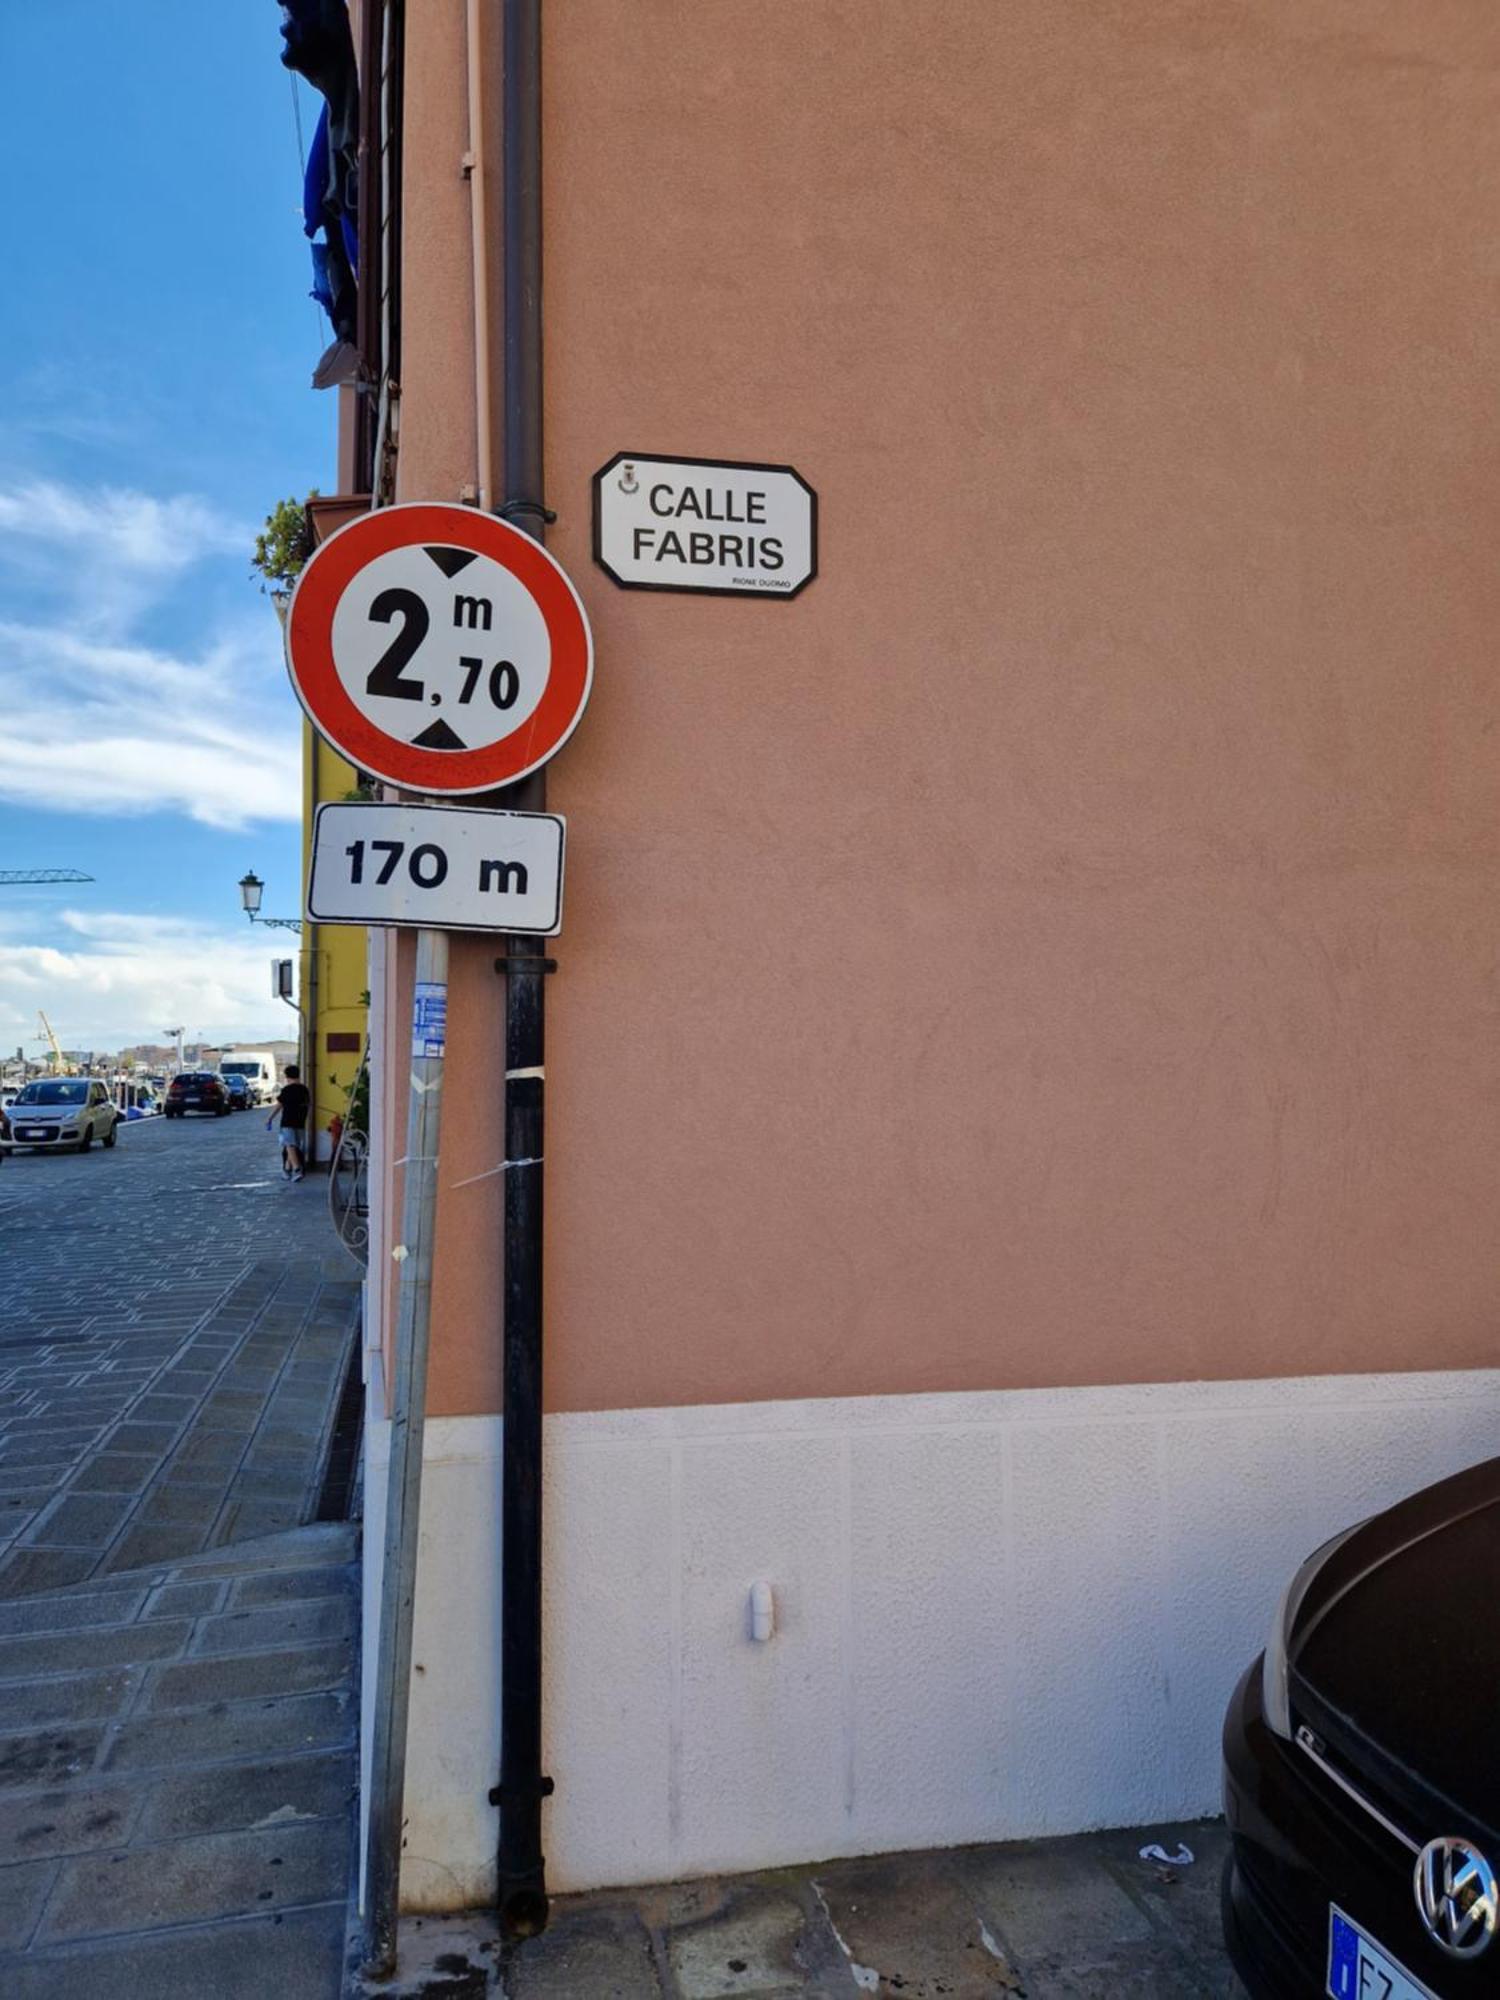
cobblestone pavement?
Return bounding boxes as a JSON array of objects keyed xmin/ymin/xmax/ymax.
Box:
[
  {"xmin": 0, "ymin": 1521, "xmax": 357, "ymax": 1997},
  {"xmin": 361, "ymin": 1820, "xmax": 1243, "ymax": 1998},
  {"xmin": 0, "ymin": 1113, "xmax": 360, "ymax": 1595}
]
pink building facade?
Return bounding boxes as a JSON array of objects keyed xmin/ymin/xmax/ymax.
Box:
[{"xmin": 332, "ymin": 0, "xmax": 1500, "ymax": 1908}]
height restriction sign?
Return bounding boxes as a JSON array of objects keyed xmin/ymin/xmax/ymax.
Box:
[{"xmin": 285, "ymin": 503, "xmax": 593, "ymax": 794}]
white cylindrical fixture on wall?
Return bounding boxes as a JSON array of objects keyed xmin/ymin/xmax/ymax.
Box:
[{"xmin": 749, "ymin": 1580, "xmax": 775, "ymax": 1644}]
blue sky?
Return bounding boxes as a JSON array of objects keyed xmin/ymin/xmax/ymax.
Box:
[{"xmin": 0, "ymin": 1, "xmax": 333, "ymax": 1052}]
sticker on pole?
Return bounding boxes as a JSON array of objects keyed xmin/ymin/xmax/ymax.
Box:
[
  {"xmin": 412, "ymin": 981, "xmax": 447, "ymax": 1060},
  {"xmin": 307, "ymin": 801, "xmax": 565, "ymax": 936},
  {"xmin": 285, "ymin": 502, "xmax": 594, "ymax": 794}
]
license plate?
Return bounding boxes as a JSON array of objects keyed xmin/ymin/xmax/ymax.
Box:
[
  {"xmin": 19, "ymin": 1128, "xmax": 46, "ymax": 1140},
  {"xmin": 1328, "ymin": 1907, "xmax": 1436, "ymax": 2000}
]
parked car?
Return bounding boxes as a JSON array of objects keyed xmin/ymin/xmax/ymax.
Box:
[
  {"xmin": 1223, "ymin": 1455, "xmax": 1500, "ymax": 1998},
  {"xmin": 164, "ymin": 1072, "xmax": 231, "ymax": 1119},
  {"xmin": 222, "ymin": 1073, "xmax": 251, "ymax": 1111},
  {"xmin": 0, "ymin": 1077, "xmax": 120, "ymax": 1153}
]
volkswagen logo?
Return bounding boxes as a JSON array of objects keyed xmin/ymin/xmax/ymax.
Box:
[{"xmin": 1414, "ymin": 1837, "xmax": 1499, "ymax": 1959}]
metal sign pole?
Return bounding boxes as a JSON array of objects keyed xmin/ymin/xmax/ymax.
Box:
[
  {"xmin": 283, "ymin": 382, "xmax": 590, "ymax": 1985},
  {"xmin": 361, "ymin": 922, "xmax": 448, "ymax": 1978}
]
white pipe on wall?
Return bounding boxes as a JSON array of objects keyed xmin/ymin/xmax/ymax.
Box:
[{"xmin": 465, "ymin": 0, "xmax": 494, "ymax": 511}]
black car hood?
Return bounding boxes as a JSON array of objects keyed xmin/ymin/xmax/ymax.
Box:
[{"xmin": 1290, "ymin": 1454, "xmax": 1500, "ymax": 1845}]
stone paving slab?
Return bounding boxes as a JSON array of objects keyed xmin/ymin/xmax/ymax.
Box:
[
  {"xmin": 0, "ymin": 1781, "xmax": 141, "ymax": 1862},
  {"xmin": 102, "ymin": 1686, "xmax": 355, "ymax": 1773},
  {"xmin": 8, "ymin": 1904, "xmax": 349, "ymax": 2000},
  {"xmin": 0, "ymin": 1114, "xmax": 360, "ymax": 1594},
  {"xmin": 362, "ymin": 1821, "xmax": 1244, "ymax": 2000},
  {"xmin": 812, "ymin": 1848, "xmax": 1022, "ymax": 1996},
  {"xmin": 0, "ymin": 1523, "xmax": 358, "ymax": 1997},
  {"xmin": 136, "ymin": 1748, "xmax": 352, "ymax": 1841}
]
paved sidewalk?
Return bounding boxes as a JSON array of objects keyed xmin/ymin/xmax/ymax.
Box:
[
  {"xmin": 0, "ymin": 1522, "xmax": 357, "ymax": 1997},
  {"xmin": 364, "ymin": 1821, "xmax": 1241, "ymax": 1998},
  {"xmin": 0, "ymin": 1114, "xmax": 359, "ymax": 1594}
]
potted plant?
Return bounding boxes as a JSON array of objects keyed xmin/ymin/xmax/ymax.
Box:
[{"xmin": 251, "ymin": 492, "xmax": 318, "ymax": 625}]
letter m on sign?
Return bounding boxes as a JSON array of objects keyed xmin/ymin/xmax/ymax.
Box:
[{"xmin": 453, "ymin": 594, "xmax": 493, "ymax": 630}]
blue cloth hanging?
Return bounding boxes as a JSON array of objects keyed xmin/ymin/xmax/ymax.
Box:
[{"xmin": 282, "ymin": 3, "xmax": 359, "ymax": 343}]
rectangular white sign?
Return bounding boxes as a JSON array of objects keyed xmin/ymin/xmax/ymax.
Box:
[
  {"xmin": 593, "ymin": 451, "xmax": 816, "ymax": 598},
  {"xmin": 307, "ymin": 802, "xmax": 564, "ymax": 935}
]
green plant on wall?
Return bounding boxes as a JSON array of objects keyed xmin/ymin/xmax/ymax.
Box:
[
  {"xmin": 251, "ymin": 492, "xmax": 318, "ymax": 596},
  {"xmin": 345, "ymin": 1051, "xmax": 370, "ymax": 1138}
]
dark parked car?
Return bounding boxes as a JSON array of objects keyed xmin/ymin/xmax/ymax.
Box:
[
  {"xmin": 164, "ymin": 1072, "xmax": 231, "ymax": 1119},
  {"xmin": 1224, "ymin": 1456, "xmax": 1500, "ymax": 1999},
  {"xmin": 222, "ymin": 1073, "xmax": 251, "ymax": 1111}
]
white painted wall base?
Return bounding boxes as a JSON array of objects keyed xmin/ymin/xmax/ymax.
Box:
[
  {"xmin": 361, "ymin": 1370, "xmax": 1500, "ymax": 1908},
  {"xmin": 361, "ymin": 1417, "xmax": 501, "ymax": 1914}
]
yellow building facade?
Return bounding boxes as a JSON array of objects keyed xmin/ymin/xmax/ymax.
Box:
[{"xmin": 299, "ymin": 717, "xmax": 368, "ymax": 1165}]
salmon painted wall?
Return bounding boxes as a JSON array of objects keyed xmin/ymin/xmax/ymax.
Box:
[{"xmin": 391, "ymin": 0, "xmax": 1500, "ymax": 1420}]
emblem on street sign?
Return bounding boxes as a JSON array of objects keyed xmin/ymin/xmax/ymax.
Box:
[
  {"xmin": 307, "ymin": 801, "xmax": 565, "ymax": 936},
  {"xmin": 285, "ymin": 503, "xmax": 593, "ymax": 794},
  {"xmin": 592, "ymin": 451, "xmax": 816, "ymax": 598}
]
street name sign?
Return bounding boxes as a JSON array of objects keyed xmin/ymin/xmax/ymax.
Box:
[
  {"xmin": 307, "ymin": 801, "xmax": 565, "ymax": 936},
  {"xmin": 285, "ymin": 502, "xmax": 593, "ymax": 793},
  {"xmin": 592, "ymin": 451, "xmax": 816, "ymax": 598}
]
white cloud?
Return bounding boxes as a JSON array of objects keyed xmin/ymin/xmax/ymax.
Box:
[
  {"xmin": 0, "ymin": 479, "xmax": 245, "ymax": 576},
  {"xmin": 0, "ymin": 469, "xmax": 302, "ymax": 829},
  {"xmin": 0, "ymin": 479, "xmax": 252, "ymax": 640},
  {"xmin": 0, "ymin": 618, "xmax": 301, "ymax": 828},
  {"xmin": 0, "ymin": 909, "xmax": 296, "ymax": 1053}
]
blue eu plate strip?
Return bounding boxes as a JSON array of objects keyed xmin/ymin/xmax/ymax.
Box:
[{"xmin": 1328, "ymin": 1910, "xmax": 1358, "ymax": 1999}]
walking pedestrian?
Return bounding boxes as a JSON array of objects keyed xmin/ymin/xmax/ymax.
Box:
[{"xmin": 268, "ymin": 1064, "xmax": 311, "ymax": 1181}]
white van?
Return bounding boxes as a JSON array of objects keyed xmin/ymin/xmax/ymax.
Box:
[{"xmin": 218, "ymin": 1051, "xmax": 279, "ymax": 1107}]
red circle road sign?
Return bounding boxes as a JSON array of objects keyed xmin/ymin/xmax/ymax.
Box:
[{"xmin": 285, "ymin": 503, "xmax": 594, "ymax": 793}]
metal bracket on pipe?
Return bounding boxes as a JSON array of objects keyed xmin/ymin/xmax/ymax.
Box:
[
  {"xmin": 494, "ymin": 955, "xmax": 557, "ymax": 976},
  {"xmin": 498, "ymin": 497, "xmax": 557, "ymax": 526},
  {"xmin": 489, "ymin": 1774, "xmax": 556, "ymax": 1807}
]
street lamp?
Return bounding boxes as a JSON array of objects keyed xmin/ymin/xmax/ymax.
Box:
[{"xmin": 238, "ymin": 870, "xmax": 303, "ymax": 934}]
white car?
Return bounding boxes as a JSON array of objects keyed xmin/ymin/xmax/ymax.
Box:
[{"xmin": 1, "ymin": 1078, "xmax": 120, "ymax": 1153}]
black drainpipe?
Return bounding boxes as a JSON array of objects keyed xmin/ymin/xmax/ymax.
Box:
[{"xmin": 492, "ymin": 0, "xmax": 554, "ymax": 1944}]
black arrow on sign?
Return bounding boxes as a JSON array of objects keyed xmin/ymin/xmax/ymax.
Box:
[
  {"xmin": 425, "ymin": 546, "xmax": 479, "ymax": 578},
  {"xmin": 411, "ymin": 718, "xmax": 468, "ymax": 750}
]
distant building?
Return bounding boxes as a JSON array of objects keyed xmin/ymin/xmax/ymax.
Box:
[{"xmin": 119, "ymin": 1044, "xmax": 178, "ymax": 1072}]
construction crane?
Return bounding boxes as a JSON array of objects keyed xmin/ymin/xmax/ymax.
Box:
[
  {"xmin": 37, "ymin": 1013, "xmax": 71, "ymax": 1076},
  {"xmin": 0, "ymin": 870, "xmax": 94, "ymax": 886}
]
